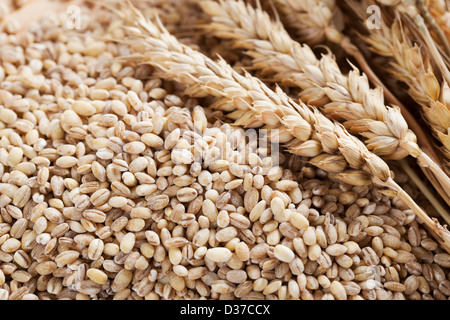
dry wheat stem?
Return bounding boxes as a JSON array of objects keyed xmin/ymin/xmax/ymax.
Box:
[
  {"xmin": 198, "ymin": 0, "xmax": 450, "ymax": 218},
  {"xmin": 111, "ymin": 1, "xmax": 450, "ymax": 252}
]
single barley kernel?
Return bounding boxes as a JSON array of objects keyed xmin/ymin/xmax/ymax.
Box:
[
  {"xmin": 326, "ymin": 244, "xmax": 348, "ymax": 256},
  {"xmin": 177, "ymin": 188, "xmax": 198, "ymax": 202},
  {"xmin": 303, "ymin": 227, "xmax": 317, "ymax": 246},
  {"xmin": 111, "ymin": 100, "xmax": 128, "ymax": 116},
  {"xmin": 120, "ymin": 233, "xmax": 136, "ymax": 254},
  {"xmin": 1, "ymin": 238, "xmax": 21, "ymax": 253},
  {"xmin": 141, "ymin": 133, "xmax": 163, "ymax": 148},
  {"xmin": 149, "ymin": 88, "xmax": 167, "ymax": 100},
  {"xmin": 169, "ymin": 248, "xmax": 183, "ymax": 265},
  {"xmin": 330, "ymin": 281, "xmax": 347, "ymax": 300},
  {"xmin": 88, "ymin": 239, "xmax": 104, "ymax": 260},
  {"xmin": 0, "ymin": 289, "xmax": 9, "ymax": 300},
  {"xmin": 55, "ymin": 250, "xmax": 80, "ymax": 267},
  {"xmin": 253, "ymin": 278, "xmax": 269, "ymax": 292},
  {"xmin": 123, "ymin": 141, "xmax": 146, "ymax": 154},
  {"xmin": 289, "ymin": 212, "xmax": 309, "ymax": 231},
  {"xmin": 87, "ymin": 268, "xmax": 108, "ymax": 285},
  {"xmin": 0, "ymin": 108, "xmax": 17, "ymax": 124},
  {"xmin": 270, "ymin": 197, "xmax": 285, "ymax": 216},
  {"xmin": 109, "ymin": 196, "xmax": 128, "ymax": 208},
  {"xmin": 173, "ymin": 265, "xmax": 189, "ymax": 277},
  {"xmin": 226, "ymin": 270, "xmax": 247, "ymax": 284},
  {"xmin": 263, "ymin": 280, "xmax": 282, "ymax": 295},
  {"xmin": 72, "ymin": 100, "xmax": 96, "ymax": 116},
  {"xmin": 274, "ymin": 244, "xmax": 295, "ymax": 263},
  {"xmin": 7, "ymin": 147, "xmax": 23, "ymax": 167},
  {"xmin": 35, "ymin": 261, "xmax": 57, "ymax": 276},
  {"xmin": 434, "ymin": 253, "xmax": 450, "ymax": 268},
  {"xmin": 205, "ymin": 248, "xmax": 233, "ymax": 263}
]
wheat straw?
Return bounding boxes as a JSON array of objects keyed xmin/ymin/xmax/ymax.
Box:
[
  {"xmin": 111, "ymin": 1, "xmax": 450, "ymax": 252},
  {"xmin": 198, "ymin": 0, "xmax": 450, "ymax": 211}
]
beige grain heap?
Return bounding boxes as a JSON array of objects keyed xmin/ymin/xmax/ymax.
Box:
[{"xmin": 0, "ymin": 0, "xmax": 449, "ymax": 301}]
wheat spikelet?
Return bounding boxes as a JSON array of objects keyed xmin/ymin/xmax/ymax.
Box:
[
  {"xmin": 418, "ymin": 0, "xmax": 450, "ymax": 55},
  {"xmin": 271, "ymin": 0, "xmax": 343, "ymax": 46},
  {"xmin": 273, "ymin": 0, "xmax": 421, "ymax": 107},
  {"xmin": 109, "ymin": 1, "xmax": 450, "ymax": 251},
  {"xmin": 198, "ymin": 0, "xmax": 450, "ymax": 210}
]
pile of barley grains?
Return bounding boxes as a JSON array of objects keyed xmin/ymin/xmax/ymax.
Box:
[{"xmin": 0, "ymin": 3, "xmax": 449, "ymax": 301}]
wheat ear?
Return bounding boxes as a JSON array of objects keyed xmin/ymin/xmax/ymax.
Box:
[
  {"xmin": 197, "ymin": 0, "xmax": 450, "ymax": 213},
  {"xmin": 376, "ymin": 0, "xmax": 450, "ymax": 56},
  {"xmin": 271, "ymin": 0, "xmax": 426, "ymax": 130},
  {"xmin": 374, "ymin": 0, "xmax": 450, "ymax": 84},
  {"xmin": 111, "ymin": 1, "xmax": 450, "ymax": 252},
  {"xmin": 365, "ymin": 19, "xmax": 450, "ymax": 162}
]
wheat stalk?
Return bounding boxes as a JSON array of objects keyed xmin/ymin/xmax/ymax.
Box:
[
  {"xmin": 273, "ymin": 0, "xmax": 395, "ymax": 99},
  {"xmin": 267, "ymin": 0, "xmax": 446, "ymax": 162},
  {"xmin": 109, "ymin": 1, "xmax": 450, "ymax": 251},
  {"xmin": 198, "ymin": 0, "xmax": 450, "ymax": 216}
]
